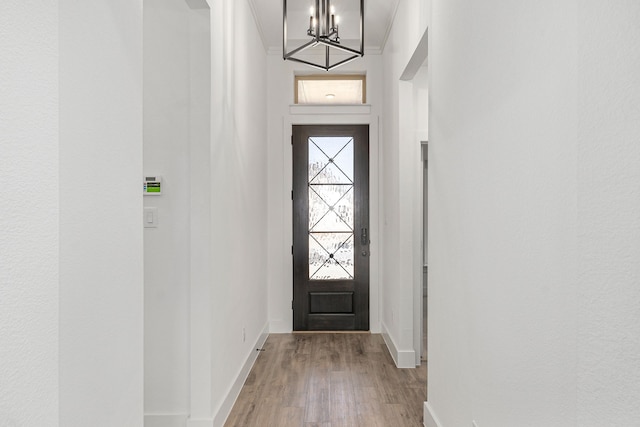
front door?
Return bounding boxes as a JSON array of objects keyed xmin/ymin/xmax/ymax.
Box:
[{"xmin": 292, "ymin": 125, "xmax": 370, "ymax": 331}]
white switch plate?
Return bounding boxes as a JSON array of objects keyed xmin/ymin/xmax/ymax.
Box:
[{"xmin": 144, "ymin": 207, "xmax": 158, "ymax": 228}]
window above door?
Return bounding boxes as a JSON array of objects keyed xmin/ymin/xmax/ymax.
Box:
[{"xmin": 294, "ymin": 74, "xmax": 366, "ymax": 105}]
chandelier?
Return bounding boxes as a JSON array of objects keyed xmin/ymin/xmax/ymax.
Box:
[{"xmin": 283, "ymin": 0, "xmax": 364, "ymax": 71}]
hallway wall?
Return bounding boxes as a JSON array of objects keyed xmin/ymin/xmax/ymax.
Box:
[
  {"xmin": 1, "ymin": 1, "xmax": 144, "ymax": 426},
  {"xmin": 1, "ymin": 2, "xmax": 59, "ymax": 425},
  {"xmin": 575, "ymin": 2, "xmax": 640, "ymax": 422},
  {"xmin": 59, "ymin": 2, "xmax": 144, "ymax": 426},
  {"xmin": 380, "ymin": 0, "xmax": 431, "ymax": 367},
  {"xmin": 143, "ymin": 0, "xmax": 269, "ymax": 426},
  {"xmin": 206, "ymin": 0, "xmax": 269, "ymax": 423},
  {"xmin": 4, "ymin": 2, "xmax": 145, "ymax": 426},
  {"xmin": 143, "ymin": 0, "xmax": 192, "ymax": 421},
  {"xmin": 426, "ymin": 1, "xmax": 640, "ymax": 426}
]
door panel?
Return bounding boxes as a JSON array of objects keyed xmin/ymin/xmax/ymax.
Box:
[{"xmin": 293, "ymin": 125, "xmax": 369, "ymax": 331}]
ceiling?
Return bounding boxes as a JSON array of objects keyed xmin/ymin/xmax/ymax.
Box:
[{"xmin": 248, "ymin": 0, "xmax": 400, "ymax": 53}]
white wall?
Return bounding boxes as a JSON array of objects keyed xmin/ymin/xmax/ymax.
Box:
[
  {"xmin": 209, "ymin": 0, "xmax": 269, "ymax": 408},
  {"xmin": 143, "ymin": 1, "xmax": 269, "ymax": 426},
  {"xmin": 59, "ymin": 1, "xmax": 144, "ymax": 426},
  {"xmin": 265, "ymin": 53, "xmax": 384, "ymax": 334},
  {"xmin": 143, "ymin": 0, "xmax": 192, "ymax": 423},
  {"xmin": 208, "ymin": 0, "xmax": 269, "ymax": 423},
  {"xmin": 426, "ymin": 0, "xmax": 640, "ymax": 426},
  {"xmin": 380, "ymin": 0, "xmax": 430, "ymax": 367},
  {"xmin": 576, "ymin": 1, "xmax": 640, "ymax": 423},
  {"xmin": 192, "ymin": 1, "xmax": 270, "ymax": 425},
  {"xmin": 2, "ymin": 2, "xmax": 144, "ymax": 426},
  {"xmin": 0, "ymin": 2, "xmax": 59, "ymax": 425},
  {"xmin": 3, "ymin": 2, "xmax": 144, "ymax": 425},
  {"xmin": 188, "ymin": 3, "xmax": 214, "ymax": 425}
]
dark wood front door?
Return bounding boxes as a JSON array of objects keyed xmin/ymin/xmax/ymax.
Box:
[{"xmin": 293, "ymin": 125, "xmax": 370, "ymax": 331}]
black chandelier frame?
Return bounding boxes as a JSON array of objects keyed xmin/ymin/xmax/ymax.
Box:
[{"xmin": 283, "ymin": 0, "xmax": 364, "ymax": 71}]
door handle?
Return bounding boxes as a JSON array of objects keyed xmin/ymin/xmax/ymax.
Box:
[{"xmin": 361, "ymin": 228, "xmax": 369, "ymax": 245}]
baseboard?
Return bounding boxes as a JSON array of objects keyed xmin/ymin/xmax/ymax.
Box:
[
  {"xmin": 381, "ymin": 322, "xmax": 416, "ymax": 368},
  {"xmin": 424, "ymin": 401, "xmax": 443, "ymax": 427},
  {"xmin": 212, "ymin": 322, "xmax": 270, "ymax": 427},
  {"xmin": 144, "ymin": 414, "xmax": 188, "ymax": 427}
]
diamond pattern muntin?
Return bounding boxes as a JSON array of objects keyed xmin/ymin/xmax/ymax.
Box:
[
  {"xmin": 308, "ymin": 136, "xmax": 355, "ymax": 280},
  {"xmin": 330, "ymin": 140, "xmax": 353, "ymax": 182},
  {"xmin": 309, "ymin": 137, "xmax": 354, "ymax": 184},
  {"xmin": 309, "ymin": 186, "xmax": 353, "ymax": 232},
  {"xmin": 309, "ymin": 233, "xmax": 354, "ymax": 280},
  {"xmin": 311, "ymin": 210, "xmax": 351, "ymax": 233}
]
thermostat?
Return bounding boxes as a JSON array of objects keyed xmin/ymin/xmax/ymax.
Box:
[{"xmin": 143, "ymin": 176, "xmax": 162, "ymax": 196}]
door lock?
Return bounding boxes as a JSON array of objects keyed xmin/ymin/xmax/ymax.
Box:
[{"xmin": 361, "ymin": 228, "xmax": 369, "ymax": 245}]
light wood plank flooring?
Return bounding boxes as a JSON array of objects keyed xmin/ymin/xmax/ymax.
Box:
[{"xmin": 225, "ymin": 333, "xmax": 427, "ymax": 427}]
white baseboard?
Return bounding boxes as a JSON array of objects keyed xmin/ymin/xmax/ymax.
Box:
[
  {"xmin": 381, "ymin": 322, "xmax": 416, "ymax": 368},
  {"xmin": 144, "ymin": 414, "xmax": 188, "ymax": 427},
  {"xmin": 424, "ymin": 401, "xmax": 443, "ymax": 427},
  {"xmin": 212, "ymin": 322, "xmax": 270, "ymax": 427}
]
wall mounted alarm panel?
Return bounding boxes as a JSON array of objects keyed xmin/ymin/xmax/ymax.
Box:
[{"xmin": 143, "ymin": 176, "xmax": 162, "ymax": 195}]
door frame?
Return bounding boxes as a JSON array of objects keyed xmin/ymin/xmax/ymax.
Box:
[
  {"xmin": 280, "ymin": 107, "xmax": 380, "ymax": 333},
  {"xmin": 292, "ymin": 124, "xmax": 370, "ymax": 331}
]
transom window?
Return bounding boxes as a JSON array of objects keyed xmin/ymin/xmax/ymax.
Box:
[{"xmin": 295, "ymin": 74, "xmax": 366, "ymax": 105}]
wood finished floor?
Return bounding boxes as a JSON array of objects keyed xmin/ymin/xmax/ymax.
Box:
[{"xmin": 225, "ymin": 333, "xmax": 427, "ymax": 427}]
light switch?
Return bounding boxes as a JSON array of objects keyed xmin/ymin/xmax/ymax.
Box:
[{"xmin": 144, "ymin": 207, "xmax": 158, "ymax": 228}]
